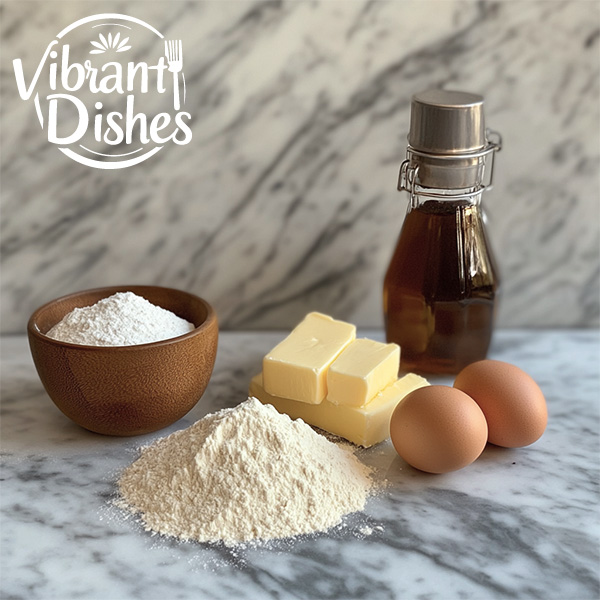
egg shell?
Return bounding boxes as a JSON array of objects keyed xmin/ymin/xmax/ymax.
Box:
[
  {"xmin": 454, "ymin": 360, "xmax": 547, "ymax": 448},
  {"xmin": 390, "ymin": 385, "xmax": 488, "ymax": 474}
]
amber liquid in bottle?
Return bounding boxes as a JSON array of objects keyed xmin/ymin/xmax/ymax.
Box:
[{"xmin": 384, "ymin": 197, "xmax": 499, "ymax": 374}]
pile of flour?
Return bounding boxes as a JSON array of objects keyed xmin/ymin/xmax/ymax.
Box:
[
  {"xmin": 46, "ymin": 291, "xmax": 194, "ymax": 346},
  {"xmin": 117, "ymin": 398, "xmax": 374, "ymax": 546}
]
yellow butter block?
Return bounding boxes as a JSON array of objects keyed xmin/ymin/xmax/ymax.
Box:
[
  {"xmin": 262, "ymin": 312, "xmax": 356, "ymax": 404},
  {"xmin": 327, "ymin": 338, "xmax": 400, "ymax": 407},
  {"xmin": 249, "ymin": 372, "xmax": 429, "ymax": 447}
]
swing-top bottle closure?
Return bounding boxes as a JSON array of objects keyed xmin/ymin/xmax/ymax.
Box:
[{"xmin": 398, "ymin": 89, "xmax": 502, "ymax": 201}]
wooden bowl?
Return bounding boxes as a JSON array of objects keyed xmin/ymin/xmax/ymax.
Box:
[{"xmin": 27, "ymin": 285, "xmax": 218, "ymax": 436}]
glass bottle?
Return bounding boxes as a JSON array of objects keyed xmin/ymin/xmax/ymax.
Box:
[{"xmin": 383, "ymin": 90, "xmax": 502, "ymax": 375}]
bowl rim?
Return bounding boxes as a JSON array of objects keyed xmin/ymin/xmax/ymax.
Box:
[{"xmin": 27, "ymin": 285, "xmax": 217, "ymax": 351}]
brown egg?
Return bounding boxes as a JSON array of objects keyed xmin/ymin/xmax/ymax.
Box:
[
  {"xmin": 390, "ymin": 385, "xmax": 488, "ymax": 474},
  {"xmin": 454, "ymin": 360, "xmax": 547, "ymax": 448}
]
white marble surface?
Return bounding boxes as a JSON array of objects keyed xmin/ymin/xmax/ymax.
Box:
[
  {"xmin": 1, "ymin": 330, "xmax": 599, "ymax": 600},
  {"xmin": 1, "ymin": 1, "xmax": 599, "ymax": 332}
]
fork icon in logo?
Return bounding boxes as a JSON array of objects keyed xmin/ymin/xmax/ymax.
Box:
[{"xmin": 165, "ymin": 40, "xmax": 183, "ymax": 110}]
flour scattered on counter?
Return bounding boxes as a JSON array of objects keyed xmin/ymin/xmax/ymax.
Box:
[
  {"xmin": 116, "ymin": 398, "xmax": 374, "ymax": 546},
  {"xmin": 357, "ymin": 524, "xmax": 384, "ymax": 537},
  {"xmin": 46, "ymin": 291, "xmax": 194, "ymax": 346}
]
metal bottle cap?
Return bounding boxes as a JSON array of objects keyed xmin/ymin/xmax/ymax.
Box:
[
  {"xmin": 408, "ymin": 89, "xmax": 485, "ymax": 155},
  {"xmin": 399, "ymin": 89, "xmax": 501, "ymax": 192}
]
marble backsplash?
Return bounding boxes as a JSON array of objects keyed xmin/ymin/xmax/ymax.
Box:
[{"xmin": 1, "ymin": 0, "xmax": 598, "ymax": 332}]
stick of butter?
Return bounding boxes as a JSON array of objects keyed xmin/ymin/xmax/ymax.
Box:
[
  {"xmin": 327, "ymin": 338, "xmax": 400, "ymax": 407},
  {"xmin": 250, "ymin": 372, "xmax": 429, "ymax": 447},
  {"xmin": 262, "ymin": 312, "xmax": 356, "ymax": 404}
]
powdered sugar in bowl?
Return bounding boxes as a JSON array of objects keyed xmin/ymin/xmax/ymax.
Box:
[{"xmin": 27, "ymin": 286, "xmax": 218, "ymax": 436}]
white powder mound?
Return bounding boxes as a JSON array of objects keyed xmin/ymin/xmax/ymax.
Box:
[
  {"xmin": 117, "ymin": 398, "xmax": 374, "ymax": 546},
  {"xmin": 46, "ymin": 291, "xmax": 195, "ymax": 346}
]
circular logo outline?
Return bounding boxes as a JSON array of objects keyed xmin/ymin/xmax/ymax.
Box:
[{"xmin": 40, "ymin": 14, "xmax": 181, "ymax": 170}]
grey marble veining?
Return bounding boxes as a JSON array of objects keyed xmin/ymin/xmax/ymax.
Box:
[
  {"xmin": 1, "ymin": 330, "xmax": 599, "ymax": 600},
  {"xmin": 1, "ymin": 1, "xmax": 599, "ymax": 333}
]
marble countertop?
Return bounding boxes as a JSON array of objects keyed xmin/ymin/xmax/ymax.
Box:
[{"xmin": 1, "ymin": 330, "xmax": 599, "ymax": 600}]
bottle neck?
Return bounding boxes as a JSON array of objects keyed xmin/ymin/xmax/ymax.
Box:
[{"xmin": 407, "ymin": 184, "xmax": 484, "ymax": 210}]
